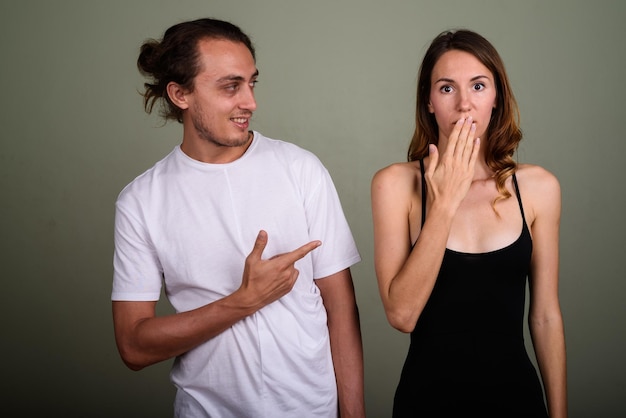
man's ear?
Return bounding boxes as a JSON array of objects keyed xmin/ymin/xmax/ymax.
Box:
[{"xmin": 167, "ymin": 82, "xmax": 190, "ymax": 110}]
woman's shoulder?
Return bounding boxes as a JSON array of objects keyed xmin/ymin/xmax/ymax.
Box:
[
  {"xmin": 515, "ymin": 163, "xmax": 560, "ymax": 193},
  {"xmin": 372, "ymin": 161, "xmax": 422, "ymax": 202},
  {"xmin": 373, "ymin": 161, "xmax": 421, "ymax": 184},
  {"xmin": 515, "ymin": 164, "xmax": 561, "ymax": 219}
]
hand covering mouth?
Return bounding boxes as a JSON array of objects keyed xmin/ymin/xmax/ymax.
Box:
[{"xmin": 451, "ymin": 119, "xmax": 477, "ymax": 125}]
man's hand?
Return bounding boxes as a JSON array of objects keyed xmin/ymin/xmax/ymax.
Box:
[{"xmin": 237, "ymin": 230, "xmax": 321, "ymax": 310}]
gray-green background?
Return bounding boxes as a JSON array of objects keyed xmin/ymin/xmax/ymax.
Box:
[{"xmin": 2, "ymin": 1, "xmax": 624, "ymax": 416}]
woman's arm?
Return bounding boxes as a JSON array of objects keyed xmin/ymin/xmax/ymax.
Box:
[
  {"xmin": 372, "ymin": 163, "xmax": 451, "ymax": 332},
  {"xmin": 371, "ymin": 119, "xmax": 480, "ymax": 332},
  {"xmin": 524, "ymin": 166, "xmax": 568, "ymax": 417}
]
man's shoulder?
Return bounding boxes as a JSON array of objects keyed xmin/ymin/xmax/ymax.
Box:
[
  {"xmin": 254, "ymin": 131, "xmax": 324, "ymax": 168},
  {"xmin": 116, "ymin": 148, "xmax": 178, "ymax": 203}
]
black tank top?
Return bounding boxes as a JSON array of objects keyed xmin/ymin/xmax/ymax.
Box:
[
  {"xmin": 391, "ymin": 161, "xmax": 547, "ymax": 417},
  {"xmin": 416, "ymin": 159, "xmax": 532, "ymax": 337}
]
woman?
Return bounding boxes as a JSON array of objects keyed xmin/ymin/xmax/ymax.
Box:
[{"xmin": 371, "ymin": 29, "xmax": 567, "ymax": 417}]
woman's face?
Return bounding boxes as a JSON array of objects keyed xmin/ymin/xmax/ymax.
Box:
[{"xmin": 428, "ymin": 49, "xmax": 497, "ymax": 143}]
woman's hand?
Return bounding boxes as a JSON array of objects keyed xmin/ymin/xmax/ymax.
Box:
[{"xmin": 425, "ymin": 117, "xmax": 480, "ymax": 214}]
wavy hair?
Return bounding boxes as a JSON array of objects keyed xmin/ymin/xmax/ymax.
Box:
[
  {"xmin": 408, "ymin": 29, "xmax": 522, "ymax": 209},
  {"xmin": 136, "ymin": 18, "xmax": 256, "ymax": 123}
]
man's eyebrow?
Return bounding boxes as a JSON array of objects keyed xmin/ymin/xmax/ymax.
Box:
[{"xmin": 216, "ymin": 70, "xmax": 259, "ymax": 84}]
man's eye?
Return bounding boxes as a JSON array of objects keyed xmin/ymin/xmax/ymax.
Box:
[{"xmin": 249, "ymin": 80, "xmax": 258, "ymax": 88}]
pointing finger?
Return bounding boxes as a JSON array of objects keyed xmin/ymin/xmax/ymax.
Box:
[{"xmin": 282, "ymin": 240, "xmax": 322, "ymax": 265}]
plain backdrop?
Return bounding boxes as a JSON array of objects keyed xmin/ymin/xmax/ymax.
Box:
[{"xmin": 2, "ymin": 1, "xmax": 625, "ymax": 417}]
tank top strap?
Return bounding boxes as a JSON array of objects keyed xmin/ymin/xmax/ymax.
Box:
[
  {"xmin": 511, "ymin": 172, "xmax": 527, "ymax": 224},
  {"xmin": 419, "ymin": 159, "xmax": 426, "ymax": 227}
]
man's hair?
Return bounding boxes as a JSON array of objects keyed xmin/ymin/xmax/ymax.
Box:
[
  {"xmin": 408, "ymin": 29, "xmax": 522, "ymax": 209},
  {"xmin": 137, "ymin": 18, "xmax": 255, "ymax": 123}
]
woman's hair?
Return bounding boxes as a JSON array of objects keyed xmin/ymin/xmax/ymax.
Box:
[
  {"xmin": 137, "ymin": 18, "xmax": 256, "ymax": 123},
  {"xmin": 408, "ymin": 29, "xmax": 522, "ymax": 208}
]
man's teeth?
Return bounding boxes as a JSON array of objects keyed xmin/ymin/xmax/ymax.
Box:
[{"xmin": 232, "ymin": 118, "xmax": 247, "ymax": 123}]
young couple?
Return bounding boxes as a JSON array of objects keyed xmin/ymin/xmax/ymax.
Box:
[{"xmin": 112, "ymin": 18, "xmax": 566, "ymax": 418}]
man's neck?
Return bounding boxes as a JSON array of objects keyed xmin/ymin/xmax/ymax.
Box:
[{"xmin": 180, "ymin": 131, "xmax": 254, "ymax": 164}]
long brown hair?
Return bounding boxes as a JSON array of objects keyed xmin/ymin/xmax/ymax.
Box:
[{"xmin": 408, "ymin": 29, "xmax": 522, "ymax": 208}]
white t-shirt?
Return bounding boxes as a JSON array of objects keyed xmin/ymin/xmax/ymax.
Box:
[{"xmin": 112, "ymin": 131, "xmax": 360, "ymax": 418}]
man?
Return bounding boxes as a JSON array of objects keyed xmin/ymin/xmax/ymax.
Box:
[{"xmin": 112, "ymin": 18, "xmax": 365, "ymax": 418}]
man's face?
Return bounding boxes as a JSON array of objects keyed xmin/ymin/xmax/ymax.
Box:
[{"xmin": 184, "ymin": 38, "xmax": 258, "ymax": 149}]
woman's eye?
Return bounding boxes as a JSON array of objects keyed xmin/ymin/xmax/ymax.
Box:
[
  {"xmin": 473, "ymin": 83, "xmax": 485, "ymax": 91},
  {"xmin": 441, "ymin": 85, "xmax": 453, "ymax": 93}
]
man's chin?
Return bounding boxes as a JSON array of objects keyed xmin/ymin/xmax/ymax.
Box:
[{"xmin": 212, "ymin": 133, "xmax": 251, "ymax": 148}]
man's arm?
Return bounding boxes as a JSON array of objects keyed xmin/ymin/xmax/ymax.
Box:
[
  {"xmin": 113, "ymin": 294, "xmax": 256, "ymax": 371},
  {"xmin": 113, "ymin": 230, "xmax": 320, "ymax": 371},
  {"xmin": 316, "ymin": 268, "xmax": 365, "ymax": 418}
]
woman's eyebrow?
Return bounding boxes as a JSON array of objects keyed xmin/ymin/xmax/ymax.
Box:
[{"xmin": 434, "ymin": 74, "xmax": 490, "ymax": 84}]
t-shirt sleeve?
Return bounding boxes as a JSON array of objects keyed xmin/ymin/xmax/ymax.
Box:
[
  {"xmin": 299, "ymin": 156, "xmax": 361, "ymax": 279},
  {"xmin": 111, "ymin": 191, "xmax": 163, "ymax": 301}
]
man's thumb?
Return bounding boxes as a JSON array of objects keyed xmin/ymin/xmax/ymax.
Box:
[{"xmin": 249, "ymin": 230, "xmax": 268, "ymax": 260}]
